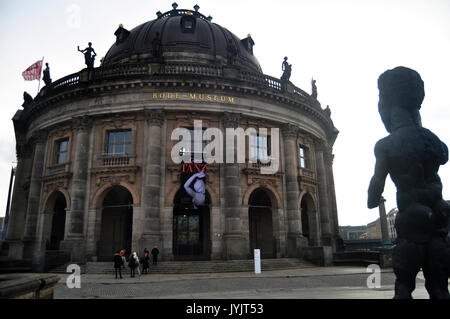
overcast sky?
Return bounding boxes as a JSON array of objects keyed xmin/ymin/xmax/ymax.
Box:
[{"xmin": 0, "ymin": 0, "xmax": 449, "ymax": 227}]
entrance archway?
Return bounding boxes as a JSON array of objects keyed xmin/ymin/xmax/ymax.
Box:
[
  {"xmin": 47, "ymin": 192, "xmax": 67, "ymax": 251},
  {"xmin": 248, "ymin": 188, "xmax": 274, "ymax": 258},
  {"xmin": 98, "ymin": 186, "xmax": 133, "ymax": 261},
  {"xmin": 300, "ymin": 193, "xmax": 317, "ymax": 246},
  {"xmin": 173, "ymin": 187, "xmax": 211, "ymax": 260}
]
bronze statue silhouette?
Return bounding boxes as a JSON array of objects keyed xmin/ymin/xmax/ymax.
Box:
[
  {"xmin": 78, "ymin": 42, "xmax": 97, "ymax": 69},
  {"xmin": 311, "ymin": 78, "xmax": 318, "ymax": 99},
  {"xmin": 43, "ymin": 63, "xmax": 52, "ymax": 86},
  {"xmin": 22, "ymin": 92, "xmax": 33, "ymax": 109},
  {"xmin": 368, "ymin": 66, "xmax": 450, "ymax": 299},
  {"xmin": 281, "ymin": 57, "xmax": 292, "ymax": 82}
]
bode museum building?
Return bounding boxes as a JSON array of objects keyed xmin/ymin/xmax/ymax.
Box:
[{"xmin": 3, "ymin": 5, "xmax": 340, "ymax": 271}]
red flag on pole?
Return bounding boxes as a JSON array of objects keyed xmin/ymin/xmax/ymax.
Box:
[{"xmin": 22, "ymin": 60, "xmax": 43, "ymax": 81}]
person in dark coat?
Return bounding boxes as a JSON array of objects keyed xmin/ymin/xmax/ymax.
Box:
[
  {"xmin": 113, "ymin": 251, "xmax": 123, "ymax": 279},
  {"xmin": 151, "ymin": 245, "xmax": 160, "ymax": 265},
  {"xmin": 142, "ymin": 248, "xmax": 150, "ymax": 274},
  {"xmin": 129, "ymin": 252, "xmax": 140, "ymax": 278}
]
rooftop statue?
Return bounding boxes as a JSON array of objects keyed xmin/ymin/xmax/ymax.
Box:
[
  {"xmin": 311, "ymin": 79, "xmax": 318, "ymax": 99},
  {"xmin": 22, "ymin": 92, "xmax": 33, "ymax": 108},
  {"xmin": 368, "ymin": 66, "xmax": 450, "ymax": 299},
  {"xmin": 43, "ymin": 63, "xmax": 52, "ymax": 86},
  {"xmin": 281, "ymin": 57, "xmax": 292, "ymax": 82},
  {"xmin": 78, "ymin": 42, "xmax": 97, "ymax": 69}
]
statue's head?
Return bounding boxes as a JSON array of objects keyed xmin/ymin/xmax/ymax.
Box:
[
  {"xmin": 377, "ymin": 66, "xmax": 424, "ymax": 132},
  {"xmin": 88, "ymin": 42, "xmax": 92, "ymax": 46}
]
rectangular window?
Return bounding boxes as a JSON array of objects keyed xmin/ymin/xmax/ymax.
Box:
[
  {"xmin": 106, "ymin": 130, "xmax": 132, "ymax": 155},
  {"xmin": 179, "ymin": 128, "xmax": 206, "ymax": 162},
  {"xmin": 250, "ymin": 133, "xmax": 270, "ymax": 162},
  {"xmin": 55, "ymin": 139, "xmax": 69, "ymax": 164},
  {"xmin": 299, "ymin": 145, "xmax": 308, "ymax": 168}
]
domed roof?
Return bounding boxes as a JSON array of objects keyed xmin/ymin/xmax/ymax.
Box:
[{"xmin": 103, "ymin": 7, "xmax": 262, "ymax": 73}]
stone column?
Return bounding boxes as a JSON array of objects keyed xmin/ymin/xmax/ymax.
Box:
[
  {"xmin": 32, "ymin": 210, "xmax": 53, "ymax": 272},
  {"xmin": 379, "ymin": 197, "xmax": 390, "ymax": 243},
  {"xmin": 140, "ymin": 110, "xmax": 165, "ymax": 250},
  {"xmin": 61, "ymin": 116, "xmax": 93, "ymax": 262},
  {"xmin": 324, "ymin": 147, "xmax": 341, "ymax": 249},
  {"xmin": 4, "ymin": 139, "xmax": 34, "ymax": 259},
  {"xmin": 281, "ymin": 124, "xmax": 307, "ymax": 257},
  {"xmin": 22, "ymin": 130, "xmax": 48, "ymax": 260},
  {"xmin": 314, "ymin": 139, "xmax": 333, "ymax": 246},
  {"xmin": 221, "ymin": 112, "xmax": 247, "ymax": 259}
]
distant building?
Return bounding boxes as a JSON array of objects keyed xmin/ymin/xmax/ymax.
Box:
[
  {"xmin": 387, "ymin": 208, "xmax": 397, "ymax": 240},
  {"xmin": 1, "ymin": 5, "xmax": 340, "ymax": 271},
  {"xmin": 339, "ymin": 225, "xmax": 367, "ymax": 240},
  {"xmin": 367, "ymin": 208, "xmax": 397, "ymax": 240}
]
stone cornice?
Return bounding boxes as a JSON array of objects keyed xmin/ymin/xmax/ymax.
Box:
[{"xmin": 19, "ymin": 73, "xmax": 336, "ymax": 138}]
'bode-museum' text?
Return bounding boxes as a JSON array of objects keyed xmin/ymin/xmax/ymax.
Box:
[{"xmin": 152, "ymin": 92, "xmax": 236, "ymax": 104}]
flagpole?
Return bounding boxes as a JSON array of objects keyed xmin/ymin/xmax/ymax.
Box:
[{"xmin": 37, "ymin": 56, "xmax": 44, "ymax": 94}]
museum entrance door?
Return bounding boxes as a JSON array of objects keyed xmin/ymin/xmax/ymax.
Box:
[
  {"xmin": 48, "ymin": 192, "xmax": 67, "ymax": 251},
  {"xmin": 98, "ymin": 186, "xmax": 133, "ymax": 261},
  {"xmin": 173, "ymin": 188, "xmax": 210, "ymax": 260},
  {"xmin": 249, "ymin": 188, "xmax": 274, "ymax": 258}
]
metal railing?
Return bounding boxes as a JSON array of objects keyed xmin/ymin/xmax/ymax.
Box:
[{"xmin": 42, "ymin": 62, "xmax": 315, "ymax": 106}]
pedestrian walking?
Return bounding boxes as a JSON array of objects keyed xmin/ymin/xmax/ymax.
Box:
[
  {"xmin": 151, "ymin": 245, "xmax": 160, "ymax": 265},
  {"xmin": 113, "ymin": 251, "xmax": 123, "ymax": 279},
  {"xmin": 142, "ymin": 248, "xmax": 150, "ymax": 274}
]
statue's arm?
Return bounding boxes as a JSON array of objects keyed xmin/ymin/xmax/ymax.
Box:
[
  {"xmin": 184, "ymin": 174, "xmax": 198, "ymax": 198},
  {"xmin": 368, "ymin": 140, "xmax": 389, "ymax": 209}
]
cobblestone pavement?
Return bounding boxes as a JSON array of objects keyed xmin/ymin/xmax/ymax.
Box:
[{"xmin": 52, "ymin": 266, "xmax": 432, "ymax": 299}]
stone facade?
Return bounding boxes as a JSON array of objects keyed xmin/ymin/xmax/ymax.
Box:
[{"xmin": 2, "ymin": 7, "xmax": 340, "ymax": 271}]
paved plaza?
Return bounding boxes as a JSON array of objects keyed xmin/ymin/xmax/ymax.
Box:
[{"xmin": 52, "ymin": 266, "xmax": 431, "ymax": 299}]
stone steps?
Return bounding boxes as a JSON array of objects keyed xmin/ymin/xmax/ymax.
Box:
[
  {"xmin": 0, "ymin": 259, "xmax": 32, "ymax": 273},
  {"xmin": 82, "ymin": 258, "xmax": 315, "ymax": 275}
]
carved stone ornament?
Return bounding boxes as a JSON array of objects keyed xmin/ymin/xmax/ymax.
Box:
[
  {"xmin": 16, "ymin": 142, "xmax": 33, "ymax": 160},
  {"xmin": 73, "ymin": 115, "xmax": 94, "ymax": 132},
  {"xmin": 30, "ymin": 129, "xmax": 49, "ymax": 145},
  {"xmin": 145, "ymin": 109, "xmax": 165, "ymax": 126},
  {"xmin": 221, "ymin": 112, "xmax": 241, "ymax": 129},
  {"xmin": 312, "ymin": 138, "xmax": 326, "ymax": 152},
  {"xmin": 281, "ymin": 123, "xmax": 298, "ymax": 139}
]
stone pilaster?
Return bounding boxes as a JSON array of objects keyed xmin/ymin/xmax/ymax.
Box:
[
  {"xmin": 314, "ymin": 139, "xmax": 333, "ymax": 246},
  {"xmin": 4, "ymin": 140, "xmax": 34, "ymax": 259},
  {"xmin": 22, "ymin": 130, "xmax": 48, "ymax": 260},
  {"xmin": 324, "ymin": 147, "xmax": 341, "ymax": 248},
  {"xmin": 281, "ymin": 124, "xmax": 307, "ymax": 257},
  {"xmin": 61, "ymin": 116, "xmax": 93, "ymax": 262},
  {"xmin": 139, "ymin": 110, "xmax": 165, "ymax": 250},
  {"xmin": 221, "ymin": 112, "xmax": 247, "ymax": 259}
]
